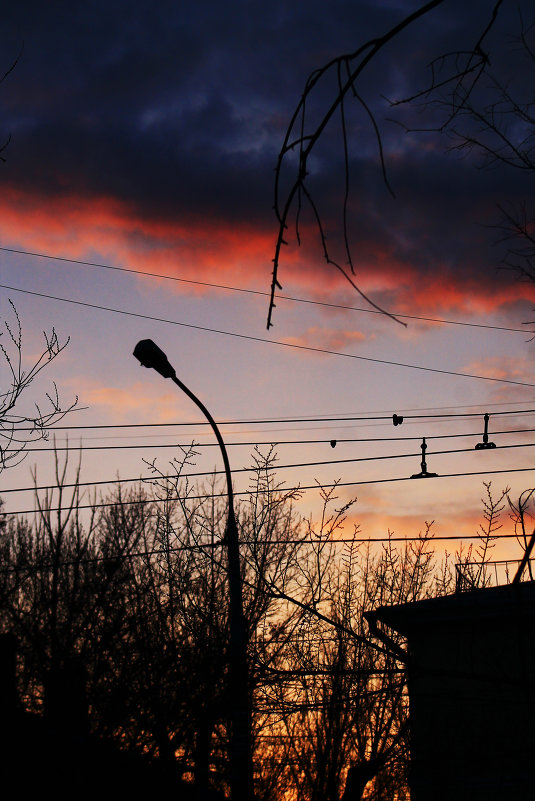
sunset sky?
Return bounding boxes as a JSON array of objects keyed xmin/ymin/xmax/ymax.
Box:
[{"xmin": 1, "ymin": 0, "xmax": 534, "ymax": 567}]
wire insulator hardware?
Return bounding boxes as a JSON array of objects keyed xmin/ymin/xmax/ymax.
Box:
[
  {"xmin": 411, "ymin": 437, "xmax": 438, "ymax": 479},
  {"xmin": 475, "ymin": 413, "xmax": 496, "ymax": 450}
]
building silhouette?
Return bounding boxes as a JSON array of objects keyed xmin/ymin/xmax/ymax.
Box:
[{"xmin": 367, "ymin": 580, "xmax": 535, "ymax": 800}]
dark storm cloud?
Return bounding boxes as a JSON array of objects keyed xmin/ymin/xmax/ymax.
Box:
[
  {"xmin": 3, "ymin": 0, "xmax": 384, "ymax": 221},
  {"xmin": 0, "ymin": 2, "xmax": 493, "ymax": 198},
  {"xmin": 0, "ymin": 0, "xmax": 532, "ymax": 298},
  {"xmin": 289, "ymin": 135, "xmax": 535, "ymax": 308}
]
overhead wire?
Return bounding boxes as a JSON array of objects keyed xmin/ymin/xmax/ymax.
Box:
[
  {"xmin": 0, "ymin": 431, "xmax": 529, "ymax": 452},
  {"xmin": 2, "ymin": 439, "xmax": 535, "ymax": 489},
  {"xmin": 3, "ymin": 282, "xmax": 535, "ymax": 388},
  {"xmin": 2, "ymin": 421, "xmax": 533, "ymax": 496},
  {"xmin": 4, "ymin": 408, "xmax": 535, "ymax": 451},
  {"xmin": 2, "ymin": 426, "xmax": 534, "ymax": 457},
  {"xmin": 3, "ymin": 262, "xmax": 534, "ymax": 542},
  {"xmin": 4, "ymin": 407, "xmax": 534, "ymax": 451},
  {"xmin": 9, "ymin": 419, "xmax": 532, "ymax": 442},
  {"xmin": 0, "ymin": 530, "xmax": 529, "ymax": 576},
  {"xmin": 8, "ymin": 406, "xmax": 535, "ymax": 431},
  {"xmin": 42, "ymin": 427, "xmax": 535, "ymax": 444},
  {"xmin": 3, "ymin": 465, "xmax": 535, "ymax": 517},
  {"xmin": 1, "ymin": 244, "xmax": 532, "ymax": 334}
]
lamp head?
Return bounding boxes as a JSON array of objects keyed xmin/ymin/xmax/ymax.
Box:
[{"xmin": 133, "ymin": 339, "xmax": 176, "ymax": 379}]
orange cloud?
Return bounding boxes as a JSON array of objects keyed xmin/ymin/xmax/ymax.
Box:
[
  {"xmin": 282, "ymin": 326, "xmax": 368, "ymax": 353},
  {"xmin": 461, "ymin": 356, "xmax": 535, "ymax": 384},
  {"xmin": 335, "ymin": 504, "xmax": 524, "ymax": 567},
  {"xmin": 0, "ymin": 186, "xmax": 279, "ymax": 289},
  {"xmin": 70, "ymin": 379, "xmax": 190, "ymax": 423},
  {"xmin": 2, "ymin": 185, "xmax": 534, "ymax": 321},
  {"xmin": 397, "ymin": 274, "xmax": 535, "ymax": 316}
]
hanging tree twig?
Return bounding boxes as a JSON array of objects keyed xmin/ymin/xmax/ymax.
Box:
[
  {"xmin": 268, "ymin": 0, "xmax": 505, "ymax": 330},
  {"xmin": 269, "ymin": 1, "xmax": 447, "ymax": 330}
]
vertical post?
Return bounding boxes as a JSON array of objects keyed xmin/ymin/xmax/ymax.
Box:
[
  {"xmin": 133, "ymin": 340, "xmax": 253, "ymax": 801},
  {"xmin": 170, "ymin": 374, "xmax": 253, "ymax": 801}
]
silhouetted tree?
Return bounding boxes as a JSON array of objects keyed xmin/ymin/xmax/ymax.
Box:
[
  {"xmin": 0, "ymin": 446, "xmax": 306, "ymax": 795},
  {"xmin": 257, "ymin": 496, "xmax": 451, "ymax": 801},
  {"xmin": 139, "ymin": 445, "xmax": 307, "ymax": 797},
  {"xmin": 3, "ymin": 446, "xmax": 519, "ymax": 801},
  {"xmin": 0, "ymin": 451, "xmax": 150, "ymax": 724}
]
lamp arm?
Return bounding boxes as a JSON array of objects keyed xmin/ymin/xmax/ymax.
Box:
[{"xmin": 170, "ymin": 375, "xmax": 235, "ymax": 521}]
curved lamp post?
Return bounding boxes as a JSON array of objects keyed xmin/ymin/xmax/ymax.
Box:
[{"xmin": 133, "ymin": 339, "xmax": 253, "ymax": 801}]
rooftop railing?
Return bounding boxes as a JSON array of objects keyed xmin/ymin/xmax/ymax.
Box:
[{"xmin": 455, "ymin": 559, "xmax": 535, "ymax": 592}]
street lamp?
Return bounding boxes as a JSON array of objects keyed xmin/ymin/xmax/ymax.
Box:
[{"xmin": 133, "ymin": 339, "xmax": 253, "ymax": 801}]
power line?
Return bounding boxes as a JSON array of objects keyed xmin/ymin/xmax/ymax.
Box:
[
  {"xmin": 0, "ymin": 532, "xmax": 529, "ymax": 576},
  {"xmin": 8, "ymin": 407, "xmax": 535, "ymax": 432},
  {"xmin": 32, "ymin": 427, "xmax": 535, "ymax": 444},
  {"xmin": 4, "ymin": 465, "xmax": 535, "ymax": 516},
  {"xmin": 0, "ymin": 533, "xmax": 529, "ymax": 570},
  {"xmin": 4, "ymin": 408, "xmax": 534, "ymax": 449},
  {"xmin": 6, "ymin": 421, "xmax": 532, "ymax": 444},
  {"xmin": 2, "ymin": 430, "xmax": 534, "ymax": 495},
  {"xmin": 11, "ymin": 439, "xmax": 535, "ymax": 469},
  {"xmin": 2, "ymin": 244, "xmax": 532, "ymax": 335},
  {"xmin": 3, "ymin": 282, "xmax": 535, "ymax": 388},
  {"xmin": 3, "ymin": 428, "xmax": 533, "ymax": 456}
]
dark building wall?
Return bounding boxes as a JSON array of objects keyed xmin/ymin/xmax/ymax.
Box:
[{"xmin": 369, "ymin": 582, "xmax": 535, "ymax": 801}]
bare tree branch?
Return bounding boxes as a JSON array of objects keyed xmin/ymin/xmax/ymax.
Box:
[
  {"xmin": 268, "ymin": 1, "xmax": 449, "ymax": 330},
  {"xmin": 269, "ymin": 1, "xmax": 507, "ymax": 331},
  {"xmin": 0, "ymin": 301, "xmax": 80, "ymax": 472}
]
